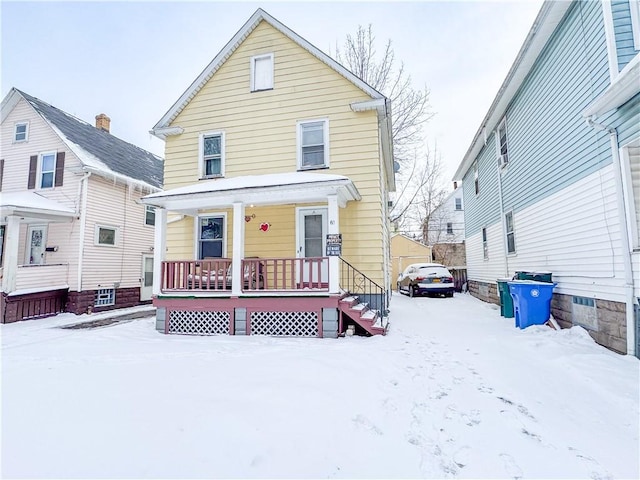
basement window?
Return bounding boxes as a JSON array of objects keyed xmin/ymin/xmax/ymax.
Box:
[{"xmin": 95, "ymin": 288, "xmax": 115, "ymax": 307}]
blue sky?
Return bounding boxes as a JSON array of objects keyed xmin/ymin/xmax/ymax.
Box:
[{"xmin": 1, "ymin": 0, "xmax": 543, "ymax": 183}]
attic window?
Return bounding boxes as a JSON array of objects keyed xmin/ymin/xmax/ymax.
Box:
[
  {"xmin": 14, "ymin": 122, "xmax": 28, "ymax": 142},
  {"xmin": 251, "ymin": 53, "xmax": 274, "ymax": 91}
]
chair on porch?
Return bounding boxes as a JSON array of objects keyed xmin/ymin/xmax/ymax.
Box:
[{"xmin": 187, "ymin": 258, "xmax": 264, "ymax": 290}]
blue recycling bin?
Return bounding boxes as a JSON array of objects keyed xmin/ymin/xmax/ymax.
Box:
[{"xmin": 508, "ymin": 280, "xmax": 556, "ymax": 329}]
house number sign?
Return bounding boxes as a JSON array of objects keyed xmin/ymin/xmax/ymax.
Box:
[{"xmin": 326, "ymin": 233, "xmax": 342, "ymax": 256}]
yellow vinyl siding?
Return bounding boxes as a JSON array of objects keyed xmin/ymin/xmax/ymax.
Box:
[{"xmin": 163, "ymin": 20, "xmax": 387, "ymax": 285}]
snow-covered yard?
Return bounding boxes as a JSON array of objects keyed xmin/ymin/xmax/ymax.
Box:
[{"xmin": 2, "ymin": 293, "xmax": 638, "ymax": 479}]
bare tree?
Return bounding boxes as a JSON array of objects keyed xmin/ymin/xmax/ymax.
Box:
[{"xmin": 336, "ymin": 25, "xmax": 433, "ymax": 165}]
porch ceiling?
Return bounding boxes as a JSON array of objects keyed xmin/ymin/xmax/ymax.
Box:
[
  {"xmin": 1, "ymin": 192, "xmax": 76, "ymax": 223},
  {"xmin": 141, "ymin": 172, "xmax": 362, "ymax": 212}
]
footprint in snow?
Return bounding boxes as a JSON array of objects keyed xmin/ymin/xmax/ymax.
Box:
[
  {"xmin": 499, "ymin": 453, "xmax": 523, "ymax": 479},
  {"xmin": 352, "ymin": 414, "xmax": 383, "ymax": 435}
]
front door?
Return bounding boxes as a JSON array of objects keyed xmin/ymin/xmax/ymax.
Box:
[
  {"xmin": 26, "ymin": 225, "xmax": 47, "ymax": 265},
  {"xmin": 141, "ymin": 255, "xmax": 154, "ymax": 301},
  {"xmin": 297, "ymin": 207, "xmax": 328, "ymax": 286}
]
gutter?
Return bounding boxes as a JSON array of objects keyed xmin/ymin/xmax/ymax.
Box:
[{"xmin": 586, "ymin": 118, "xmax": 636, "ymax": 356}]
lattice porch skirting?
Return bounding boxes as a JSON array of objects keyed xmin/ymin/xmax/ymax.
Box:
[
  {"xmin": 249, "ymin": 311, "xmax": 318, "ymax": 336},
  {"xmin": 168, "ymin": 310, "xmax": 231, "ymax": 335}
]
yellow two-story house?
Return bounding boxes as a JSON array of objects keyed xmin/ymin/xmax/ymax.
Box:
[{"xmin": 142, "ymin": 9, "xmax": 395, "ymax": 338}]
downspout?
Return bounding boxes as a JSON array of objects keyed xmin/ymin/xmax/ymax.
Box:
[
  {"xmin": 76, "ymin": 172, "xmax": 91, "ymax": 298},
  {"xmin": 586, "ymin": 118, "xmax": 636, "ymax": 356}
]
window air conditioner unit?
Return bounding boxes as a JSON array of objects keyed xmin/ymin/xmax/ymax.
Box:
[{"xmin": 498, "ymin": 154, "xmax": 509, "ymax": 167}]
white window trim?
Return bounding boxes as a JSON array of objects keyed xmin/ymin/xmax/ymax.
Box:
[
  {"xmin": 250, "ymin": 52, "xmax": 274, "ymax": 92},
  {"xmin": 474, "ymin": 162, "xmax": 480, "ymax": 196},
  {"xmin": 194, "ymin": 213, "xmax": 227, "ymax": 259},
  {"xmin": 198, "ymin": 131, "xmax": 225, "ymax": 179},
  {"xmin": 297, "ymin": 118, "xmax": 330, "ymax": 170},
  {"xmin": 455, "ymin": 197, "xmax": 463, "ymax": 210},
  {"xmin": 482, "ymin": 227, "xmax": 488, "ymax": 260},
  {"xmin": 505, "ymin": 210, "xmax": 516, "ymax": 255},
  {"xmin": 14, "ymin": 121, "xmax": 29, "ymax": 143},
  {"xmin": 95, "ymin": 288, "xmax": 115, "ymax": 307},
  {"xmin": 630, "ymin": 0, "xmax": 640, "ymax": 50},
  {"xmin": 38, "ymin": 151, "xmax": 57, "ymax": 190},
  {"xmin": 602, "ymin": 0, "xmax": 620, "ymax": 81},
  {"xmin": 144, "ymin": 205, "xmax": 156, "ymax": 227},
  {"xmin": 94, "ymin": 225, "xmax": 119, "ymax": 247},
  {"xmin": 496, "ymin": 117, "xmax": 509, "ymax": 169}
]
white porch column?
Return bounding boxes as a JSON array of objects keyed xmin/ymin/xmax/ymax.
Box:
[
  {"xmin": 2, "ymin": 215, "xmax": 21, "ymax": 293},
  {"xmin": 327, "ymin": 194, "xmax": 340, "ymax": 294},
  {"xmin": 232, "ymin": 202, "xmax": 245, "ymax": 296},
  {"xmin": 152, "ymin": 208, "xmax": 167, "ymax": 296}
]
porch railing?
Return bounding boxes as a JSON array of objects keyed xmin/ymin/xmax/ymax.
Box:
[
  {"xmin": 339, "ymin": 257, "xmax": 388, "ymax": 316},
  {"xmin": 161, "ymin": 257, "xmax": 329, "ymax": 293}
]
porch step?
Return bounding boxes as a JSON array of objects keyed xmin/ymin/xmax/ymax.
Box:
[{"xmin": 338, "ymin": 297, "xmax": 385, "ymax": 336}]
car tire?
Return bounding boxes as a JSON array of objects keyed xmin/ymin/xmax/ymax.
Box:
[
  {"xmin": 446, "ymin": 292, "xmax": 454, "ymax": 298},
  {"xmin": 409, "ymin": 286, "xmax": 415, "ymax": 298}
]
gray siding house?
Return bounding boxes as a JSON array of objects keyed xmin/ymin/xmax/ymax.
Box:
[{"xmin": 453, "ymin": 0, "xmax": 639, "ymax": 355}]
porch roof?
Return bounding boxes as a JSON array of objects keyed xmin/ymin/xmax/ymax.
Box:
[
  {"xmin": 1, "ymin": 192, "xmax": 76, "ymax": 223},
  {"xmin": 140, "ymin": 172, "xmax": 361, "ymax": 212}
]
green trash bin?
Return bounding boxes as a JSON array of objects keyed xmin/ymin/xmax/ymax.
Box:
[
  {"xmin": 497, "ymin": 278, "xmax": 514, "ymax": 318},
  {"xmin": 515, "ymin": 271, "xmax": 553, "ymax": 283}
]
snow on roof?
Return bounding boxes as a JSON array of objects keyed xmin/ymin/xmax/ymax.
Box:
[
  {"xmin": 0, "ymin": 191, "xmax": 75, "ymax": 215},
  {"xmin": 144, "ymin": 172, "xmax": 354, "ymax": 199},
  {"xmin": 13, "ymin": 89, "xmax": 163, "ymax": 190}
]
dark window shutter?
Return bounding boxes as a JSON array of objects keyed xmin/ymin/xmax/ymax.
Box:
[
  {"xmin": 28, "ymin": 155, "xmax": 38, "ymax": 189},
  {"xmin": 54, "ymin": 151, "xmax": 65, "ymax": 187},
  {"xmin": 0, "ymin": 159, "xmax": 4, "ymax": 192}
]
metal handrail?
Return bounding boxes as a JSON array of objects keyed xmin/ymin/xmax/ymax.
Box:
[{"xmin": 339, "ymin": 257, "xmax": 389, "ymax": 316}]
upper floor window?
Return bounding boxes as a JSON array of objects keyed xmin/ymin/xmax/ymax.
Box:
[
  {"xmin": 251, "ymin": 53, "xmax": 274, "ymax": 91},
  {"xmin": 39, "ymin": 152, "xmax": 57, "ymax": 189},
  {"xmin": 474, "ymin": 162, "xmax": 479, "ymax": 195},
  {"xmin": 455, "ymin": 198, "xmax": 462, "ymax": 210},
  {"xmin": 145, "ymin": 206, "xmax": 156, "ymax": 226},
  {"xmin": 631, "ymin": 0, "xmax": 640, "ymax": 50},
  {"xmin": 14, "ymin": 122, "xmax": 28, "ymax": 142},
  {"xmin": 497, "ymin": 118, "xmax": 509, "ymax": 168},
  {"xmin": 446, "ymin": 222, "xmax": 453, "ymax": 235},
  {"xmin": 199, "ymin": 132, "xmax": 225, "ymax": 178},
  {"xmin": 505, "ymin": 211, "xmax": 516, "ymax": 254},
  {"xmin": 298, "ymin": 119, "xmax": 329, "ymax": 170}
]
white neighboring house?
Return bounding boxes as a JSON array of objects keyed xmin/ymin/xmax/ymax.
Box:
[
  {"xmin": 424, "ymin": 184, "xmax": 466, "ymax": 269},
  {"xmin": 0, "ymin": 88, "xmax": 163, "ymax": 323}
]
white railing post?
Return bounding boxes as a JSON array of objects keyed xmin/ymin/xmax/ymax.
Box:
[
  {"xmin": 327, "ymin": 194, "xmax": 340, "ymax": 294},
  {"xmin": 153, "ymin": 208, "xmax": 167, "ymax": 295},
  {"xmin": 232, "ymin": 202, "xmax": 245, "ymax": 296}
]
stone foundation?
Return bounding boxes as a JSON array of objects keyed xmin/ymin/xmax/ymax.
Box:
[
  {"xmin": 470, "ymin": 280, "xmax": 628, "ymax": 354},
  {"xmin": 67, "ymin": 287, "xmax": 150, "ymax": 315}
]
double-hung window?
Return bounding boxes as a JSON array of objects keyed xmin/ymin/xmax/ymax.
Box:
[
  {"xmin": 455, "ymin": 198, "xmax": 462, "ymax": 210},
  {"xmin": 145, "ymin": 206, "xmax": 156, "ymax": 226},
  {"xmin": 505, "ymin": 211, "xmax": 516, "ymax": 254},
  {"xmin": 15, "ymin": 122, "xmax": 28, "ymax": 142},
  {"xmin": 200, "ymin": 132, "xmax": 224, "ymax": 178},
  {"xmin": 198, "ymin": 216, "xmax": 225, "ymax": 259},
  {"xmin": 39, "ymin": 152, "xmax": 56, "ymax": 189},
  {"xmin": 447, "ymin": 222, "xmax": 453, "ymax": 235},
  {"xmin": 482, "ymin": 227, "xmax": 488, "ymax": 260},
  {"xmin": 497, "ymin": 118, "xmax": 509, "ymax": 167},
  {"xmin": 474, "ymin": 162, "xmax": 480, "ymax": 195},
  {"xmin": 298, "ymin": 119, "xmax": 328, "ymax": 169},
  {"xmin": 251, "ymin": 53, "xmax": 274, "ymax": 91}
]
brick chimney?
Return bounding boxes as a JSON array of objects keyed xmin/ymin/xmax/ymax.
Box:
[
  {"xmin": 453, "ymin": 181, "xmax": 458, "ymax": 189},
  {"xmin": 95, "ymin": 113, "xmax": 111, "ymax": 133}
]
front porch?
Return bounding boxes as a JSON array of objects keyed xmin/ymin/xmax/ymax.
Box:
[{"xmin": 142, "ymin": 172, "xmax": 389, "ymax": 337}]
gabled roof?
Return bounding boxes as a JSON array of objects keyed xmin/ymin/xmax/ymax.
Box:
[
  {"xmin": 2, "ymin": 88, "xmax": 163, "ymax": 190},
  {"xmin": 453, "ymin": 1, "xmax": 572, "ymax": 180},
  {"xmin": 391, "ymin": 233, "xmax": 432, "ymax": 250},
  {"xmin": 152, "ymin": 8, "xmax": 385, "ymax": 134}
]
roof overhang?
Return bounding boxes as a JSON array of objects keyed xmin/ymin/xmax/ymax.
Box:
[
  {"xmin": 453, "ymin": 0, "xmax": 572, "ymax": 180},
  {"xmin": 140, "ymin": 172, "xmax": 361, "ymax": 213},
  {"xmin": 1, "ymin": 192, "xmax": 76, "ymax": 223},
  {"xmin": 582, "ymin": 56, "xmax": 640, "ymax": 118}
]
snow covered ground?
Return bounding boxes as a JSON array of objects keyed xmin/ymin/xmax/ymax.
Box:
[{"xmin": 2, "ymin": 293, "xmax": 638, "ymax": 479}]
